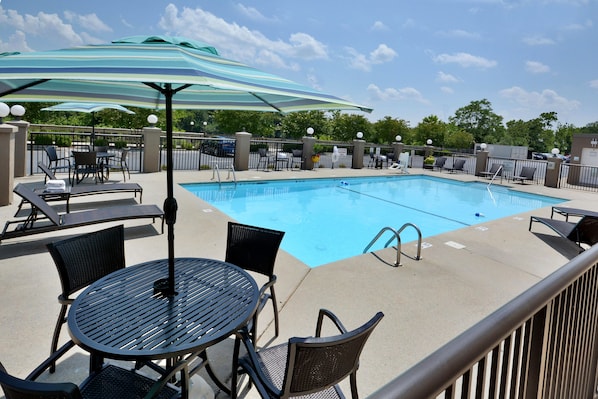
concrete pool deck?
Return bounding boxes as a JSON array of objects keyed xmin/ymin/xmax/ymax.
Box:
[{"xmin": 1, "ymin": 166, "xmax": 596, "ymax": 398}]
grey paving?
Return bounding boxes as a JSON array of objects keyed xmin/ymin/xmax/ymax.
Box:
[{"xmin": 0, "ymin": 167, "xmax": 595, "ymax": 398}]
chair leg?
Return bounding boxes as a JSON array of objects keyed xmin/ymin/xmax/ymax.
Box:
[
  {"xmin": 50, "ymin": 304, "xmax": 68, "ymax": 373},
  {"xmin": 231, "ymin": 335, "xmax": 241, "ymax": 399},
  {"xmin": 270, "ymin": 286, "xmax": 279, "ymax": 337}
]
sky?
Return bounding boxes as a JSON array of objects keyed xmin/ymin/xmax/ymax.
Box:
[{"xmin": 0, "ymin": 0, "xmax": 596, "ymax": 128}]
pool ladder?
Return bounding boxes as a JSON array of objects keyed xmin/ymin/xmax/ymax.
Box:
[
  {"xmin": 211, "ymin": 164, "xmax": 237, "ymax": 187},
  {"xmin": 363, "ymin": 223, "xmax": 423, "ymax": 267}
]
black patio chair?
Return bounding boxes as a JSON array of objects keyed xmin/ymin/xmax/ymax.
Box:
[
  {"xmin": 257, "ymin": 148, "xmax": 273, "ymax": 170},
  {"xmin": 226, "ymin": 221, "xmax": 285, "ymax": 342},
  {"xmin": 72, "ymin": 151, "xmax": 103, "ymax": 184},
  {"xmin": 105, "ymin": 149, "xmax": 131, "ymax": 181},
  {"xmin": 232, "ymin": 309, "xmax": 384, "ymax": 399},
  {"xmin": 44, "ymin": 146, "xmax": 72, "ymax": 184},
  {"xmin": 45, "ymin": 225, "xmax": 126, "ymax": 373},
  {"xmin": 290, "ymin": 149, "xmax": 303, "ymax": 169},
  {"xmin": 0, "ymin": 346, "xmax": 187, "ymax": 399}
]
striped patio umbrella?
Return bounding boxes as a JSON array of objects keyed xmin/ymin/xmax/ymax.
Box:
[
  {"xmin": 42, "ymin": 102, "xmax": 135, "ymax": 149},
  {"xmin": 0, "ymin": 35, "xmax": 372, "ymax": 295}
]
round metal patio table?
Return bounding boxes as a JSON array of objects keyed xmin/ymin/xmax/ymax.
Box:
[{"xmin": 67, "ymin": 257, "xmax": 259, "ymax": 390}]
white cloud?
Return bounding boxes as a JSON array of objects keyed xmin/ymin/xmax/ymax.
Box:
[
  {"xmin": 235, "ymin": 3, "xmax": 276, "ymax": 23},
  {"xmin": 500, "ymin": 86, "xmax": 580, "ymax": 112},
  {"xmin": 346, "ymin": 44, "xmax": 397, "ymax": 72},
  {"xmin": 158, "ymin": 4, "xmax": 328, "ymax": 70},
  {"xmin": 525, "ymin": 61, "xmax": 550, "ymax": 74},
  {"xmin": 367, "ymin": 83, "xmax": 428, "ymax": 104},
  {"xmin": 64, "ymin": 11, "xmax": 112, "ymax": 33},
  {"xmin": 437, "ymin": 29, "xmax": 481, "ymax": 40},
  {"xmin": 371, "ymin": 21, "xmax": 388, "ymax": 31},
  {"xmin": 437, "ymin": 71, "xmax": 459, "ymax": 83},
  {"xmin": 589, "ymin": 80, "xmax": 598, "ymax": 89},
  {"xmin": 441, "ymin": 86, "xmax": 454, "ymax": 94},
  {"xmin": 0, "ymin": 30, "xmax": 32, "ymax": 52},
  {"xmin": 433, "ymin": 52, "xmax": 497, "ymax": 68},
  {"xmin": 523, "ymin": 35, "xmax": 556, "ymax": 46}
]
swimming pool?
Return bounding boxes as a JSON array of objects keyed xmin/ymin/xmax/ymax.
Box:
[{"xmin": 183, "ymin": 176, "xmax": 565, "ymax": 267}]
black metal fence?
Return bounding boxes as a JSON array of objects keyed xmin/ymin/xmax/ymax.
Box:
[{"xmin": 369, "ymin": 244, "xmax": 598, "ymax": 399}]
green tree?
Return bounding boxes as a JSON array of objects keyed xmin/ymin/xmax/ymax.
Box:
[
  {"xmin": 414, "ymin": 115, "xmax": 446, "ymax": 146},
  {"xmin": 444, "ymin": 123, "xmax": 474, "ymax": 150},
  {"xmin": 372, "ymin": 116, "xmax": 411, "ymax": 144},
  {"xmin": 280, "ymin": 111, "xmax": 328, "ymax": 139},
  {"xmin": 555, "ymin": 123, "xmax": 578, "ymax": 154},
  {"xmin": 504, "ymin": 119, "xmax": 529, "ymax": 146},
  {"xmin": 449, "ymin": 99, "xmax": 504, "ymax": 143},
  {"xmin": 212, "ymin": 110, "xmax": 280, "ymax": 137},
  {"xmin": 329, "ymin": 112, "xmax": 372, "ymax": 142}
]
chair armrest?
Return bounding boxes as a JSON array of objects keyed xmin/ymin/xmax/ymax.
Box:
[
  {"xmin": 26, "ymin": 340, "xmax": 76, "ymax": 381},
  {"xmin": 238, "ymin": 328, "xmax": 281, "ymax": 397},
  {"xmin": 315, "ymin": 308, "xmax": 348, "ymax": 337},
  {"xmin": 145, "ymin": 360, "xmax": 189, "ymax": 399}
]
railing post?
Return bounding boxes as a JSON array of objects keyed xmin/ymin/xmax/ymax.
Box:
[
  {"xmin": 8, "ymin": 119, "xmax": 29, "ymax": 177},
  {"xmin": 234, "ymin": 131, "xmax": 251, "ymax": 171},
  {"xmin": 142, "ymin": 125, "xmax": 162, "ymax": 173},
  {"xmin": 0, "ymin": 122, "xmax": 17, "ymax": 206},
  {"xmin": 476, "ymin": 148, "xmax": 489, "ymax": 176},
  {"xmin": 302, "ymin": 135, "xmax": 316, "ymax": 170},
  {"xmin": 352, "ymin": 138, "xmax": 365, "ymax": 169},
  {"xmin": 544, "ymin": 156, "xmax": 562, "ymax": 188}
]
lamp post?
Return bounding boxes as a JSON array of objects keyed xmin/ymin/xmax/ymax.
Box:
[
  {"xmin": 147, "ymin": 114, "xmax": 158, "ymax": 127},
  {"xmin": 392, "ymin": 135, "xmax": 403, "ymax": 163},
  {"xmin": 353, "ymin": 132, "xmax": 365, "ymax": 169},
  {"xmin": 8, "ymin": 104, "xmax": 28, "ymax": 178}
]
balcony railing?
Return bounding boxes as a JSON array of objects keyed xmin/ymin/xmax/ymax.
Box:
[{"xmin": 369, "ymin": 244, "xmax": 598, "ymax": 399}]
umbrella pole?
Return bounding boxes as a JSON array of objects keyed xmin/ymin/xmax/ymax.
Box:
[{"xmin": 153, "ymin": 84, "xmax": 178, "ymax": 297}]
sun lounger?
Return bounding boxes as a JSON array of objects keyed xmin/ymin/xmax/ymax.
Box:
[
  {"xmin": 529, "ymin": 215, "xmax": 598, "ymax": 252},
  {"xmin": 16, "ymin": 163, "xmax": 144, "ymax": 214},
  {"xmin": 512, "ymin": 166, "xmax": 536, "ymax": 184},
  {"xmin": 479, "ymin": 163, "xmax": 502, "ymax": 179},
  {"xmin": 444, "ymin": 159, "xmax": 466, "ymax": 173},
  {"xmin": 551, "ymin": 206, "xmax": 598, "ymax": 221},
  {"xmin": 1, "ymin": 184, "xmax": 164, "ymax": 242}
]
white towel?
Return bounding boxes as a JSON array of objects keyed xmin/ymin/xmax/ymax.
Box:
[{"xmin": 46, "ymin": 179, "xmax": 66, "ymax": 192}]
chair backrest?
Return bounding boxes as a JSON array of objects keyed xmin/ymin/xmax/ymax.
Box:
[
  {"xmin": 453, "ymin": 159, "xmax": 466, "ymax": 170},
  {"xmin": 225, "ymin": 222, "xmax": 285, "ymax": 277},
  {"xmin": 0, "ymin": 362, "xmax": 81, "ymax": 399},
  {"xmin": 282, "ymin": 312, "xmax": 384, "ymax": 398},
  {"xmin": 72, "ymin": 151, "xmax": 97, "ymax": 166},
  {"xmin": 44, "ymin": 146, "xmax": 59, "ymax": 162},
  {"xmin": 520, "ymin": 166, "xmax": 536, "ymax": 179},
  {"xmin": 258, "ymin": 148, "xmax": 269, "ymax": 157},
  {"xmin": 120, "ymin": 149, "xmax": 129, "ymax": 161},
  {"xmin": 13, "ymin": 184, "xmax": 61, "ymax": 226},
  {"xmin": 46, "ymin": 225, "xmax": 125, "ymax": 297},
  {"xmin": 434, "ymin": 157, "xmax": 447, "ymax": 167},
  {"xmin": 488, "ymin": 163, "xmax": 502, "ymax": 175},
  {"xmin": 292, "ymin": 149, "xmax": 302, "ymax": 158},
  {"xmin": 38, "ymin": 162, "xmax": 57, "ymax": 181},
  {"xmin": 575, "ymin": 216, "xmax": 598, "ymax": 247}
]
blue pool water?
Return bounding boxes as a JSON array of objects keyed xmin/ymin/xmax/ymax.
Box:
[{"xmin": 183, "ymin": 176, "xmax": 565, "ymax": 267}]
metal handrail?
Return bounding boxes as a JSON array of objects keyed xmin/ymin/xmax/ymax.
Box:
[
  {"xmin": 211, "ymin": 164, "xmax": 237, "ymax": 187},
  {"xmin": 486, "ymin": 164, "xmax": 503, "ymax": 188},
  {"xmin": 363, "ymin": 223, "xmax": 422, "ymax": 267}
]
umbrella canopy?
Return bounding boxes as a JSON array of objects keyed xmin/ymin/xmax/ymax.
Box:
[
  {"xmin": 0, "ymin": 35, "xmax": 372, "ymax": 296},
  {"xmin": 41, "ymin": 102, "xmax": 135, "ymax": 148}
]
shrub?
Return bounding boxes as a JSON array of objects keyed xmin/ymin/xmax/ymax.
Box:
[
  {"xmin": 55, "ymin": 136, "xmax": 72, "ymax": 147},
  {"xmin": 33, "ymin": 134, "xmax": 54, "ymax": 146},
  {"xmin": 114, "ymin": 140, "xmax": 128, "ymax": 149}
]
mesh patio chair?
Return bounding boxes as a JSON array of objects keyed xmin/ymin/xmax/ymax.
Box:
[
  {"xmin": 290, "ymin": 149, "xmax": 303, "ymax": 169},
  {"xmin": 44, "ymin": 146, "xmax": 72, "ymax": 184},
  {"xmin": 513, "ymin": 166, "xmax": 536, "ymax": 184},
  {"xmin": 257, "ymin": 148, "xmax": 273, "ymax": 170},
  {"xmin": 105, "ymin": 149, "xmax": 131, "ymax": 181},
  {"xmin": 232, "ymin": 309, "xmax": 384, "ymax": 399},
  {"xmin": 72, "ymin": 151, "xmax": 102, "ymax": 184},
  {"xmin": 226, "ymin": 221, "xmax": 285, "ymax": 342},
  {"xmin": 45, "ymin": 225, "xmax": 126, "ymax": 373},
  {"xmin": 0, "ymin": 349, "xmax": 187, "ymax": 399}
]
